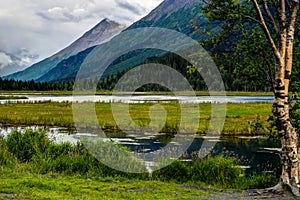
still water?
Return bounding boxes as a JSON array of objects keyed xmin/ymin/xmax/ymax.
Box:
[
  {"xmin": 0, "ymin": 95, "xmax": 274, "ymax": 104},
  {"xmin": 0, "ymin": 126, "xmax": 281, "ymax": 176}
]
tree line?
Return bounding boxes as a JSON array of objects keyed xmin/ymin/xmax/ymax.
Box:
[
  {"xmin": 0, "ymin": 51, "xmax": 279, "ymax": 92},
  {"xmin": 0, "ymin": 78, "xmax": 74, "ymax": 91}
]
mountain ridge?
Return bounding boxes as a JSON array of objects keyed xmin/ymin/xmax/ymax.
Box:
[
  {"xmin": 141, "ymin": 0, "xmax": 200, "ymax": 22},
  {"xmin": 4, "ymin": 18, "xmax": 126, "ymax": 81},
  {"xmin": 37, "ymin": 0, "xmax": 207, "ymax": 82},
  {"xmin": 5, "ymin": 0, "xmax": 207, "ymax": 82}
]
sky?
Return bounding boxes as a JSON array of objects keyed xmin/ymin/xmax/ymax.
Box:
[{"xmin": 0, "ymin": 0, "xmax": 163, "ymax": 75}]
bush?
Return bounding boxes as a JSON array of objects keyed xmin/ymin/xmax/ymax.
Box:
[
  {"xmin": 234, "ymin": 173, "xmax": 277, "ymax": 189},
  {"xmin": 190, "ymin": 156, "xmax": 242, "ymax": 188},
  {"xmin": 5, "ymin": 130, "xmax": 50, "ymax": 162},
  {"xmin": 30, "ymin": 142, "xmax": 97, "ymax": 175},
  {"xmin": 152, "ymin": 156, "xmax": 244, "ymax": 188},
  {"xmin": 0, "ymin": 136, "xmax": 17, "ymax": 167},
  {"xmin": 2, "ymin": 130, "xmax": 147, "ymax": 178},
  {"xmin": 152, "ymin": 160, "xmax": 190, "ymax": 183}
]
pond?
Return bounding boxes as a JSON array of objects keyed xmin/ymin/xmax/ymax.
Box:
[
  {"xmin": 0, "ymin": 126, "xmax": 281, "ymax": 176},
  {"xmin": 0, "ymin": 95, "xmax": 274, "ymax": 104}
]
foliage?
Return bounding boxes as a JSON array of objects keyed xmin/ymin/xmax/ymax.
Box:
[
  {"xmin": 0, "ymin": 130, "xmax": 277, "ymax": 191},
  {"xmin": 5, "ymin": 130, "xmax": 50, "ymax": 162},
  {"xmin": 153, "ymin": 156, "xmax": 276, "ymax": 189},
  {"xmin": 290, "ymin": 101, "xmax": 300, "ymax": 132},
  {"xmin": 268, "ymin": 100, "xmax": 300, "ymax": 136},
  {"xmin": 234, "ymin": 172, "xmax": 277, "ymax": 190},
  {"xmin": 0, "ymin": 136, "xmax": 17, "ymax": 167},
  {"xmin": 190, "ymin": 156, "xmax": 242, "ymax": 188},
  {"xmin": 200, "ymin": 1, "xmax": 300, "ymax": 93},
  {"xmin": 152, "ymin": 160, "xmax": 190, "ymax": 183},
  {"xmin": 247, "ymin": 115, "xmax": 266, "ymax": 135},
  {"xmin": 1, "ymin": 130, "xmax": 147, "ymax": 178}
]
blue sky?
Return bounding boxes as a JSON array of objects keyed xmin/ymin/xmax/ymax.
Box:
[{"xmin": 0, "ymin": 0, "xmax": 163, "ymax": 73}]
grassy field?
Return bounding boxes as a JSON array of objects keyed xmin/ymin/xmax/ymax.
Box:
[
  {"xmin": 0, "ymin": 101, "xmax": 272, "ymax": 135},
  {"xmin": 0, "ymin": 170, "xmax": 211, "ymax": 200}
]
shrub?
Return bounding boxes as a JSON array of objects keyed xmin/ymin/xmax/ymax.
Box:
[
  {"xmin": 234, "ymin": 173, "xmax": 277, "ymax": 189},
  {"xmin": 0, "ymin": 136, "xmax": 17, "ymax": 167},
  {"xmin": 152, "ymin": 160, "xmax": 190, "ymax": 183},
  {"xmin": 190, "ymin": 156, "xmax": 242, "ymax": 188},
  {"xmin": 30, "ymin": 142, "xmax": 99, "ymax": 175},
  {"xmin": 5, "ymin": 130, "xmax": 50, "ymax": 162}
]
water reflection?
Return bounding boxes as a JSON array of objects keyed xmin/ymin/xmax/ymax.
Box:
[{"xmin": 0, "ymin": 95, "xmax": 274, "ymax": 104}]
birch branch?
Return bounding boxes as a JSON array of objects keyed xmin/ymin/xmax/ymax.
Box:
[{"xmin": 251, "ymin": 0, "xmax": 281, "ymax": 61}]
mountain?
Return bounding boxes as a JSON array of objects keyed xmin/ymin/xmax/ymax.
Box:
[
  {"xmin": 129, "ymin": 0, "xmax": 200, "ymax": 27},
  {"xmin": 0, "ymin": 49, "xmax": 39, "ymax": 77},
  {"xmin": 138, "ymin": 0, "xmax": 199, "ymax": 23},
  {"xmin": 4, "ymin": 18, "xmax": 126, "ymax": 81},
  {"xmin": 36, "ymin": 0, "xmax": 212, "ymax": 82},
  {"xmin": 37, "ymin": 46, "xmax": 96, "ymax": 82},
  {"xmin": 127, "ymin": 0, "xmax": 208, "ymax": 41}
]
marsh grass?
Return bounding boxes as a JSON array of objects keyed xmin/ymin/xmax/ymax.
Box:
[
  {"xmin": 0, "ymin": 95, "xmax": 28, "ymax": 100},
  {"xmin": 0, "ymin": 130, "xmax": 277, "ymax": 192},
  {"xmin": 152, "ymin": 157, "xmax": 276, "ymax": 189},
  {"xmin": 0, "ymin": 101, "xmax": 272, "ymax": 135}
]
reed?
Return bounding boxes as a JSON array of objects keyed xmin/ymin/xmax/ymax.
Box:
[
  {"xmin": 0, "ymin": 130, "xmax": 277, "ymax": 191},
  {"xmin": 0, "ymin": 101, "xmax": 272, "ymax": 135}
]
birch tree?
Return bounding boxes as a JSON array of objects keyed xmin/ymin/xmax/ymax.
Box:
[{"xmin": 201, "ymin": 0, "xmax": 300, "ymax": 195}]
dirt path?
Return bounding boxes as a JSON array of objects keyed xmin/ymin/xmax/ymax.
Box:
[
  {"xmin": 204, "ymin": 189, "xmax": 297, "ymax": 200},
  {"xmin": 0, "ymin": 189, "xmax": 298, "ymax": 199}
]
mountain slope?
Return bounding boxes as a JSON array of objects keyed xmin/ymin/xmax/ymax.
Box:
[
  {"xmin": 37, "ymin": 46, "xmax": 96, "ymax": 82},
  {"xmin": 141, "ymin": 0, "xmax": 199, "ymax": 22},
  {"xmin": 4, "ymin": 19, "xmax": 126, "ymax": 81},
  {"xmin": 128, "ymin": 0, "xmax": 201, "ymax": 28},
  {"xmin": 37, "ymin": 0, "xmax": 211, "ymax": 82}
]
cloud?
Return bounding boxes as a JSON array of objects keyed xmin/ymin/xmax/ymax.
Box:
[
  {"xmin": 0, "ymin": 52, "xmax": 12, "ymax": 68},
  {"xmin": 0, "ymin": 49, "xmax": 40, "ymax": 76},
  {"xmin": 37, "ymin": 5, "xmax": 92, "ymax": 22},
  {"xmin": 115, "ymin": 0, "xmax": 146, "ymax": 15}
]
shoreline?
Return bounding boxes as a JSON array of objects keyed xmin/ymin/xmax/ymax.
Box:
[{"xmin": 0, "ymin": 90, "xmax": 274, "ymax": 97}]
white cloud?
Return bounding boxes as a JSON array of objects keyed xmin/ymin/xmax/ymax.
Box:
[
  {"xmin": 0, "ymin": 49, "xmax": 40, "ymax": 76},
  {"xmin": 0, "ymin": 52, "xmax": 12, "ymax": 68},
  {"xmin": 0, "ymin": 0, "xmax": 163, "ymax": 71},
  {"xmin": 115, "ymin": 0, "xmax": 146, "ymax": 15}
]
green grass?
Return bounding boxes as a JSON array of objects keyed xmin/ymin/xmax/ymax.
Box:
[
  {"xmin": 0, "ymin": 101, "xmax": 272, "ymax": 134},
  {"xmin": 0, "ymin": 170, "xmax": 212, "ymax": 200},
  {"xmin": 0, "ymin": 130, "xmax": 277, "ymax": 199}
]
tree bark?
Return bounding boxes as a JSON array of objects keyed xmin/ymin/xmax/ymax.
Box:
[
  {"xmin": 272, "ymin": 81, "xmax": 300, "ymax": 194},
  {"xmin": 273, "ymin": 0, "xmax": 300, "ymax": 195}
]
